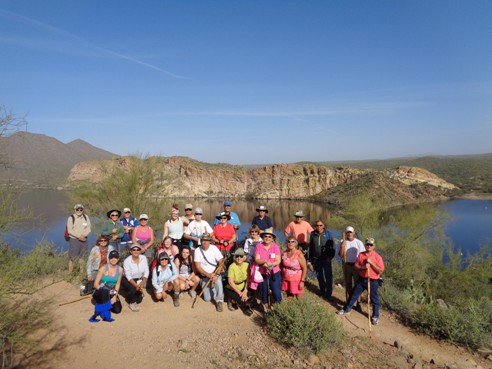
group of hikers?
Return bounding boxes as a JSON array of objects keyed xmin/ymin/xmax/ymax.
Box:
[{"xmin": 66, "ymin": 201, "xmax": 384, "ymax": 324}]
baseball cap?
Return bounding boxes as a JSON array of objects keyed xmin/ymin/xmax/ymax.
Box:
[
  {"xmin": 223, "ymin": 200, "xmax": 232, "ymax": 206},
  {"xmin": 109, "ymin": 250, "xmax": 119, "ymax": 259},
  {"xmin": 346, "ymin": 226, "xmax": 355, "ymax": 233}
]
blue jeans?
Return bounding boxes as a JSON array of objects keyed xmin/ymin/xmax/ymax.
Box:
[
  {"xmin": 259, "ymin": 271, "xmax": 282, "ymax": 304},
  {"xmin": 200, "ymin": 276, "xmax": 224, "ymax": 303},
  {"xmin": 345, "ymin": 277, "xmax": 380, "ymax": 318},
  {"xmin": 314, "ymin": 260, "xmax": 333, "ymax": 297}
]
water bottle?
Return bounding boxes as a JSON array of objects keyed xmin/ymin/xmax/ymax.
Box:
[{"xmin": 80, "ymin": 284, "xmax": 86, "ymax": 296}]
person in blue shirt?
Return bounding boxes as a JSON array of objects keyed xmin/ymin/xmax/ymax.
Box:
[
  {"xmin": 214, "ymin": 200, "xmax": 241, "ymax": 231},
  {"xmin": 120, "ymin": 207, "xmax": 138, "ymax": 256}
]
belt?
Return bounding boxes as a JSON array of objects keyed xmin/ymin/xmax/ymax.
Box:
[
  {"xmin": 345, "ymin": 262, "xmax": 355, "ymax": 266},
  {"xmin": 361, "ymin": 277, "xmax": 379, "ymax": 282}
]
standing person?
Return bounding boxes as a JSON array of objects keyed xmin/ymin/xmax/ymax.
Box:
[
  {"xmin": 214, "ymin": 200, "xmax": 241, "ymax": 231},
  {"xmin": 131, "ymin": 214, "xmax": 155, "ymax": 259},
  {"xmin": 86, "ymin": 235, "xmax": 114, "ymax": 281},
  {"xmin": 338, "ymin": 226, "xmax": 366, "ymax": 304},
  {"xmin": 121, "ymin": 208, "xmax": 138, "ymax": 256},
  {"xmin": 121, "ymin": 244, "xmax": 149, "ymax": 312},
  {"xmin": 184, "ymin": 208, "xmax": 213, "ymax": 250},
  {"xmin": 251, "ymin": 205, "xmax": 273, "ymax": 232},
  {"xmin": 281, "ymin": 237, "xmax": 307, "ymax": 299},
  {"xmin": 94, "ymin": 250, "xmax": 123, "ymax": 314},
  {"xmin": 213, "ymin": 212, "xmax": 237, "ymax": 255},
  {"xmin": 67, "ymin": 204, "xmax": 92, "ymax": 273},
  {"xmin": 284, "ymin": 211, "xmax": 314, "ymax": 255},
  {"xmin": 181, "ymin": 203, "xmax": 195, "ymax": 246},
  {"xmin": 244, "ymin": 225, "xmax": 263, "ymax": 263},
  {"xmin": 151, "ymin": 253, "xmax": 179, "ymax": 305},
  {"xmin": 254, "ymin": 230, "xmax": 282, "ymax": 313},
  {"xmin": 337, "ymin": 238, "xmax": 385, "ymax": 325},
  {"xmin": 225, "ymin": 248, "xmax": 254, "ymax": 316},
  {"xmin": 193, "ymin": 233, "xmax": 225, "ymax": 312},
  {"xmin": 101, "ymin": 209, "xmax": 125, "ymax": 253},
  {"xmin": 162, "ymin": 203, "xmax": 185, "ymax": 249},
  {"xmin": 308, "ymin": 220, "xmax": 336, "ymax": 300}
]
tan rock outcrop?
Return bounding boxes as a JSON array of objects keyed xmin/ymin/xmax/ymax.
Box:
[{"xmin": 66, "ymin": 157, "xmax": 457, "ymax": 199}]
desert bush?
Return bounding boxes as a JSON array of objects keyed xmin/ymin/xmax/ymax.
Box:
[
  {"xmin": 266, "ymin": 297, "xmax": 344, "ymax": 353},
  {"xmin": 411, "ymin": 297, "xmax": 492, "ymax": 349},
  {"xmin": 0, "ymin": 242, "xmax": 66, "ymax": 368}
]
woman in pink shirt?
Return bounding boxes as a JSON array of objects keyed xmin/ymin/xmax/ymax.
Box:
[{"xmin": 254, "ymin": 230, "xmax": 282, "ymax": 312}]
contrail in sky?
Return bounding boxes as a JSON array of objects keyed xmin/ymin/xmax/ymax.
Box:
[{"xmin": 0, "ymin": 8, "xmax": 184, "ymax": 79}]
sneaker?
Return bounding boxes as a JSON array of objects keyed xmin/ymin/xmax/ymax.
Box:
[
  {"xmin": 227, "ymin": 301, "xmax": 235, "ymax": 311},
  {"xmin": 189, "ymin": 290, "xmax": 197, "ymax": 299},
  {"xmin": 173, "ymin": 294, "xmax": 180, "ymax": 307},
  {"xmin": 216, "ymin": 302, "xmax": 223, "ymax": 312},
  {"xmin": 243, "ymin": 307, "xmax": 254, "ymax": 316},
  {"xmin": 336, "ymin": 308, "xmax": 350, "ymax": 316},
  {"xmin": 128, "ymin": 302, "xmax": 139, "ymax": 312},
  {"xmin": 371, "ymin": 317, "xmax": 379, "ymax": 325}
]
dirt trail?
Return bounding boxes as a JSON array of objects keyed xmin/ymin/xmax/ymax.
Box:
[{"xmin": 26, "ymin": 282, "xmax": 490, "ymax": 369}]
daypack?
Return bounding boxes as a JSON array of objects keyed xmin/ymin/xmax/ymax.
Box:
[{"xmin": 65, "ymin": 214, "xmax": 88, "ymax": 241}]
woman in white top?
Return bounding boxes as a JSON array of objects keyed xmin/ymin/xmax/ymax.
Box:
[
  {"xmin": 121, "ymin": 244, "xmax": 149, "ymax": 312},
  {"xmin": 152, "ymin": 253, "xmax": 178, "ymax": 305},
  {"xmin": 162, "ymin": 203, "xmax": 188, "ymax": 249}
]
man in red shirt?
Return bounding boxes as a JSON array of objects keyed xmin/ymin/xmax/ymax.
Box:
[{"xmin": 336, "ymin": 237, "xmax": 385, "ymax": 325}]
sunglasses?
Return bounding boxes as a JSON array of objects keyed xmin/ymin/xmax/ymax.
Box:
[
  {"xmin": 235, "ymin": 255, "xmax": 244, "ymax": 258},
  {"xmin": 76, "ymin": 208, "xmax": 83, "ymax": 211},
  {"xmin": 111, "ymin": 214, "xmax": 119, "ymax": 217},
  {"xmin": 99, "ymin": 239, "xmax": 109, "ymax": 243},
  {"xmin": 263, "ymin": 235, "xmax": 273, "ymax": 238},
  {"xmin": 287, "ymin": 240, "xmax": 296, "ymax": 243},
  {"xmin": 124, "ymin": 211, "xmax": 131, "ymax": 214},
  {"xmin": 195, "ymin": 213, "xmax": 202, "ymax": 215},
  {"xmin": 365, "ymin": 244, "xmax": 375, "ymax": 247},
  {"xmin": 185, "ymin": 208, "xmax": 192, "ymax": 211},
  {"xmin": 220, "ymin": 217, "xmax": 228, "ymax": 220},
  {"xmin": 140, "ymin": 218, "xmax": 148, "ymax": 221},
  {"xmin": 131, "ymin": 248, "xmax": 140, "ymax": 251}
]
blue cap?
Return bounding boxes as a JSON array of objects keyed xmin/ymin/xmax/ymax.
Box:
[{"xmin": 224, "ymin": 200, "xmax": 232, "ymax": 206}]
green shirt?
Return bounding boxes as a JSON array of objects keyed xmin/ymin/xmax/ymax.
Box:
[{"xmin": 227, "ymin": 262, "xmax": 249, "ymax": 291}]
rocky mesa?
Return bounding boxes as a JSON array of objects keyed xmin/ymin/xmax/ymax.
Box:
[{"xmin": 66, "ymin": 156, "xmax": 457, "ymax": 200}]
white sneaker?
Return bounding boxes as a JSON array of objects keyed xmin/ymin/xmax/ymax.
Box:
[
  {"xmin": 336, "ymin": 309, "xmax": 350, "ymax": 315},
  {"xmin": 189, "ymin": 290, "xmax": 197, "ymax": 299},
  {"xmin": 371, "ymin": 317, "xmax": 379, "ymax": 325},
  {"xmin": 128, "ymin": 302, "xmax": 140, "ymax": 312}
]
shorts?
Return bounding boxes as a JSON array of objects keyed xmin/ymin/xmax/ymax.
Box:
[
  {"xmin": 281, "ymin": 279, "xmax": 304, "ymax": 295},
  {"xmin": 68, "ymin": 238, "xmax": 88, "ymax": 260}
]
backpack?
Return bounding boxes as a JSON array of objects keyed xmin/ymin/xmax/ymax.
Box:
[{"xmin": 65, "ymin": 214, "xmax": 88, "ymax": 242}]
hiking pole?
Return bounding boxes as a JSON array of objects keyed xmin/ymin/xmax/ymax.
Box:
[
  {"xmin": 341, "ymin": 231, "xmax": 349, "ymax": 304},
  {"xmin": 367, "ymin": 264, "xmax": 372, "ymax": 337},
  {"xmin": 59, "ymin": 295, "xmax": 92, "ymax": 306}
]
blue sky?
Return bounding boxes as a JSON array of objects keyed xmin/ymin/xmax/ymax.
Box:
[{"xmin": 1, "ymin": 1, "xmax": 491, "ymax": 164}]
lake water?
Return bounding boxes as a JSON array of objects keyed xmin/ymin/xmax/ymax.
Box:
[{"xmin": 3, "ymin": 189, "xmax": 491, "ymax": 254}]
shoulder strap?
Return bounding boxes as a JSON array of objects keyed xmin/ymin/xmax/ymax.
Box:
[
  {"xmin": 70, "ymin": 215, "xmax": 75, "ymax": 224},
  {"xmin": 198, "ymin": 247, "xmax": 217, "ymax": 267}
]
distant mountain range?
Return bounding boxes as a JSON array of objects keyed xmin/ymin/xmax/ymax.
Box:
[{"xmin": 0, "ymin": 132, "xmax": 115, "ymax": 186}]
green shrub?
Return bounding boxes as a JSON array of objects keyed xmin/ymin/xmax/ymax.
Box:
[
  {"xmin": 266, "ymin": 297, "xmax": 344, "ymax": 353},
  {"xmin": 411, "ymin": 298, "xmax": 492, "ymax": 349}
]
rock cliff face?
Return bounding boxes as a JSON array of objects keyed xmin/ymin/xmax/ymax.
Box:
[{"xmin": 66, "ymin": 156, "xmax": 457, "ymax": 199}]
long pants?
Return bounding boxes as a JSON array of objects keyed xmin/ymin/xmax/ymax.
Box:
[
  {"xmin": 314, "ymin": 260, "xmax": 333, "ymax": 298},
  {"xmin": 258, "ymin": 271, "xmax": 282, "ymax": 304},
  {"xmin": 224, "ymin": 287, "xmax": 249, "ymax": 309},
  {"xmin": 200, "ymin": 276, "xmax": 223, "ymax": 303},
  {"xmin": 120, "ymin": 277, "xmax": 144, "ymax": 304},
  {"xmin": 345, "ymin": 277, "xmax": 380, "ymax": 318}
]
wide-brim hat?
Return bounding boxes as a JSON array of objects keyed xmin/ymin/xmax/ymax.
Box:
[
  {"xmin": 233, "ymin": 248, "xmax": 247, "ymax": 256},
  {"xmin": 294, "ymin": 210, "xmax": 304, "ymax": 217},
  {"xmin": 256, "ymin": 205, "xmax": 268, "ymax": 213},
  {"xmin": 260, "ymin": 230, "xmax": 276, "ymax": 239},
  {"xmin": 216, "ymin": 211, "xmax": 231, "ymax": 220},
  {"xmin": 107, "ymin": 209, "xmax": 122, "ymax": 218},
  {"xmin": 201, "ymin": 233, "xmax": 213, "ymax": 242}
]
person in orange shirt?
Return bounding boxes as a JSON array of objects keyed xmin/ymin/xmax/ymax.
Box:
[
  {"xmin": 284, "ymin": 210, "xmax": 314, "ymax": 255},
  {"xmin": 337, "ymin": 237, "xmax": 385, "ymax": 325}
]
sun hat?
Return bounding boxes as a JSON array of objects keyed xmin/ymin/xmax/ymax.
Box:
[
  {"xmin": 74, "ymin": 204, "xmax": 84, "ymax": 210},
  {"xmin": 201, "ymin": 233, "xmax": 213, "ymax": 242},
  {"xmin": 216, "ymin": 211, "xmax": 231, "ymax": 220},
  {"xmin": 185, "ymin": 203, "xmax": 193, "ymax": 210},
  {"xmin": 259, "ymin": 230, "xmax": 276, "ymax": 239},
  {"xmin": 365, "ymin": 237, "xmax": 375, "ymax": 245},
  {"xmin": 194, "ymin": 207, "xmax": 203, "ymax": 214},
  {"xmin": 256, "ymin": 205, "xmax": 268, "ymax": 213},
  {"xmin": 139, "ymin": 214, "xmax": 149, "ymax": 220},
  {"xmin": 107, "ymin": 209, "xmax": 122, "ymax": 218},
  {"xmin": 294, "ymin": 210, "xmax": 304, "ymax": 217},
  {"xmin": 233, "ymin": 248, "xmax": 247, "ymax": 256},
  {"xmin": 346, "ymin": 226, "xmax": 355, "ymax": 233},
  {"xmin": 130, "ymin": 244, "xmax": 142, "ymax": 250}
]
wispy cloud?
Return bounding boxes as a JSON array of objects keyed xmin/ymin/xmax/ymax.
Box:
[{"xmin": 0, "ymin": 8, "xmax": 184, "ymax": 79}]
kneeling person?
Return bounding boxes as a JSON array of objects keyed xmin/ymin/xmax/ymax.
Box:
[
  {"xmin": 225, "ymin": 248, "xmax": 253, "ymax": 316},
  {"xmin": 152, "ymin": 253, "xmax": 179, "ymax": 306}
]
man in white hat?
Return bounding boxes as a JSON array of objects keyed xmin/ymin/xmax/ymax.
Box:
[
  {"xmin": 184, "ymin": 207, "xmax": 213, "ymax": 250},
  {"xmin": 338, "ymin": 226, "xmax": 365, "ymax": 304},
  {"xmin": 120, "ymin": 207, "xmax": 138, "ymax": 255},
  {"xmin": 251, "ymin": 205, "xmax": 273, "ymax": 232}
]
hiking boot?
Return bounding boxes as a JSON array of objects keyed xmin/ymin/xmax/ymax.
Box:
[
  {"xmin": 243, "ymin": 307, "xmax": 254, "ymax": 316},
  {"xmin": 336, "ymin": 308, "xmax": 350, "ymax": 316},
  {"xmin": 216, "ymin": 302, "xmax": 223, "ymax": 312},
  {"xmin": 173, "ymin": 293, "xmax": 180, "ymax": 307},
  {"xmin": 128, "ymin": 302, "xmax": 139, "ymax": 312},
  {"xmin": 371, "ymin": 317, "xmax": 379, "ymax": 325},
  {"xmin": 227, "ymin": 301, "xmax": 235, "ymax": 311}
]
